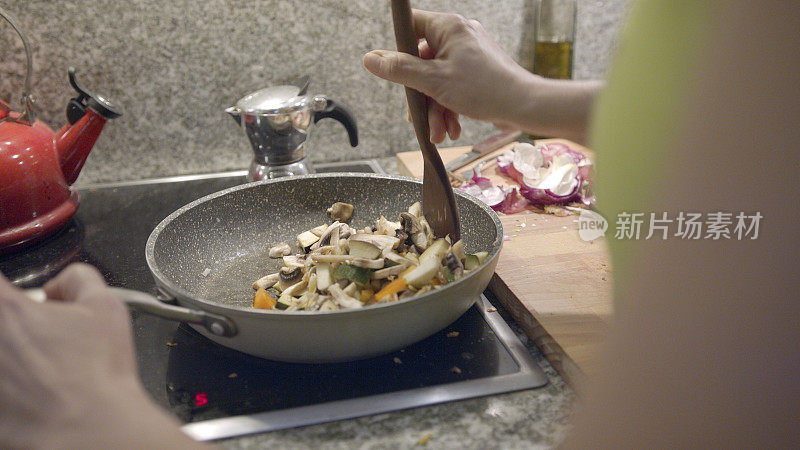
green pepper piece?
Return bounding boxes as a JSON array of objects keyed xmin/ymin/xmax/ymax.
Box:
[{"xmin": 334, "ymin": 263, "xmax": 373, "ymax": 286}]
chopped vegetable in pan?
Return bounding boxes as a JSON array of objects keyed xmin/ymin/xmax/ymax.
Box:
[{"xmin": 251, "ymin": 202, "xmax": 488, "ymax": 310}]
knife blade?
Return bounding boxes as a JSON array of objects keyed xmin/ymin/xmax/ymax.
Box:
[{"xmin": 444, "ymin": 130, "xmax": 522, "ymax": 173}]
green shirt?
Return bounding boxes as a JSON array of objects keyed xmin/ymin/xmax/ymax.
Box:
[{"xmin": 590, "ymin": 1, "xmax": 712, "ymax": 307}]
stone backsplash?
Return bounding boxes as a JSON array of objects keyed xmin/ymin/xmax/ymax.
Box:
[{"xmin": 0, "ymin": 0, "xmax": 629, "ymax": 185}]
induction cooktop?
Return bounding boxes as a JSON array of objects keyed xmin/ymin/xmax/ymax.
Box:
[{"xmin": 0, "ymin": 160, "xmax": 548, "ymax": 441}]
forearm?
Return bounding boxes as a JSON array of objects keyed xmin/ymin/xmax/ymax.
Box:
[
  {"xmin": 44, "ymin": 380, "xmax": 210, "ymax": 449},
  {"xmin": 507, "ymin": 75, "xmax": 603, "ymax": 144}
]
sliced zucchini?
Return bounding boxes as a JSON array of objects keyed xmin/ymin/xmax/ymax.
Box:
[
  {"xmin": 419, "ymin": 238, "xmax": 449, "ymax": 263},
  {"xmin": 443, "ymin": 267, "xmax": 455, "ymax": 283},
  {"xmin": 403, "ymin": 257, "xmax": 442, "ymax": 288},
  {"xmin": 275, "ymin": 296, "xmax": 293, "ymax": 310},
  {"xmin": 334, "ymin": 263, "xmax": 373, "ymax": 286},
  {"xmin": 464, "ymin": 254, "xmax": 480, "ymax": 271}
]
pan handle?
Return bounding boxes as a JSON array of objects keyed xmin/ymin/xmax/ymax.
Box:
[{"xmin": 25, "ymin": 288, "xmax": 238, "ymax": 337}]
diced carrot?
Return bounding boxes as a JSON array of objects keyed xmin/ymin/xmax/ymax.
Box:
[
  {"xmin": 374, "ymin": 276, "xmax": 408, "ymax": 301},
  {"xmin": 253, "ymin": 288, "xmax": 276, "ymax": 309},
  {"xmin": 360, "ymin": 288, "xmax": 375, "ymax": 304}
]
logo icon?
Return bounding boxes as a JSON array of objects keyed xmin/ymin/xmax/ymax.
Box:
[{"xmin": 578, "ymin": 210, "xmax": 608, "ymax": 242}]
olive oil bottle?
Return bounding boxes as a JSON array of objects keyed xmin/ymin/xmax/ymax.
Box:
[
  {"xmin": 534, "ymin": 41, "xmax": 573, "ymax": 79},
  {"xmin": 520, "ymin": 0, "xmax": 576, "ymax": 79}
]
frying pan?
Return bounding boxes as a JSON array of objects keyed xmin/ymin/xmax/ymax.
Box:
[{"xmin": 43, "ymin": 174, "xmax": 504, "ymax": 362}]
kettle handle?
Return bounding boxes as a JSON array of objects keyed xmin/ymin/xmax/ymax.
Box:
[
  {"xmin": 313, "ymin": 98, "xmax": 359, "ymax": 147},
  {"xmin": 0, "ymin": 5, "xmax": 35, "ymax": 125}
]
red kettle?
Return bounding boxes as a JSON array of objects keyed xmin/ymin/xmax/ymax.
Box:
[{"xmin": 0, "ymin": 7, "xmax": 121, "ymax": 253}]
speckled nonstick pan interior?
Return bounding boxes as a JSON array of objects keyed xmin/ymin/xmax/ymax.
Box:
[{"xmin": 144, "ymin": 173, "xmax": 504, "ymax": 362}]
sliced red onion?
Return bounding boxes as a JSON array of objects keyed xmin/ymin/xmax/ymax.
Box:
[
  {"xmin": 519, "ymin": 181, "xmax": 581, "ymax": 204},
  {"xmin": 497, "ymin": 150, "xmax": 524, "ymax": 184},
  {"xmin": 496, "ymin": 142, "xmax": 594, "ymax": 206},
  {"xmin": 457, "ymin": 172, "xmax": 507, "ymax": 209},
  {"xmin": 540, "ymin": 142, "xmax": 587, "ymax": 166},
  {"xmin": 496, "ymin": 188, "xmax": 530, "ymax": 214}
]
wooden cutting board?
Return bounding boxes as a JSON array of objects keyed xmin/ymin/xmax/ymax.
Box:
[{"xmin": 397, "ymin": 139, "xmax": 613, "ymax": 388}]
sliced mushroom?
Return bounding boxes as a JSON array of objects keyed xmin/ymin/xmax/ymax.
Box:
[
  {"xmin": 394, "ymin": 229, "xmax": 411, "ymax": 251},
  {"xmin": 400, "ymin": 212, "xmax": 428, "ymax": 251},
  {"xmin": 408, "ymin": 201, "xmax": 422, "ymax": 217},
  {"xmin": 318, "ymin": 299, "xmax": 338, "ymax": 311},
  {"xmin": 329, "ymin": 227, "xmax": 340, "ymax": 248},
  {"xmin": 328, "ymin": 284, "xmax": 363, "ymax": 309},
  {"xmin": 307, "ymin": 271, "xmax": 318, "ymax": 294},
  {"xmin": 306, "ymin": 293, "xmax": 328, "ymax": 310},
  {"xmin": 309, "ymin": 224, "xmax": 328, "ymax": 237},
  {"xmin": 252, "ymin": 272, "xmax": 280, "ymax": 290},
  {"xmin": 308, "ymin": 245, "xmax": 335, "ymax": 255},
  {"xmin": 297, "ymin": 230, "xmax": 320, "ymax": 251},
  {"xmin": 342, "ymin": 281, "xmax": 358, "ymax": 297},
  {"xmin": 286, "ymin": 292, "xmax": 310, "ymax": 311},
  {"xmin": 282, "ymin": 255, "xmax": 306, "ymax": 269},
  {"xmin": 399, "ymin": 212, "xmax": 422, "ymax": 234},
  {"xmin": 311, "ymin": 221, "xmax": 343, "ymax": 250},
  {"xmin": 451, "ymin": 239, "xmax": 466, "ymax": 261},
  {"xmin": 335, "ymin": 239, "xmax": 349, "ymax": 256},
  {"xmin": 411, "ymin": 233, "xmax": 428, "ymax": 252},
  {"xmin": 269, "ymin": 242, "xmax": 292, "ymax": 258},
  {"xmin": 327, "ymin": 202, "xmax": 354, "ymax": 222},
  {"xmin": 252, "ymin": 200, "xmax": 483, "ymax": 311},
  {"xmin": 372, "ymin": 263, "xmax": 410, "ymax": 280},
  {"xmin": 398, "ymin": 289, "xmax": 416, "ymax": 300},
  {"xmin": 316, "ymin": 263, "xmax": 333, "ymax": 291},
  {"xmin": 375, "ymin": 215, "xmax": 402, "ymax": 236},
  {"xmin": 416, "ymin": 285, "xmax": 433, "ymax": 295},
  {"xmin": 278, "ymin": 266, "xmax": 303, "ymax": 290},
  {"xmin": 403, "ymin": 252, "xmax": 420, "ymax": 265},
  {"xmin": 348, "ymin": 239, "xmax": 381, "ymax": 260},
  {"xmin": 277, "ymin": 278, "xmax": 308, "ymax": 304},
  {"xmin": 383, "ymin": 250, "xmax": 415, "ymax": 266},
  {"xmin": 309, "ymin": 254, "xmax": 385, "ymax": 269},
  {"xmin": 350, "ymin": 233, "xmax": 400, "ymax": 252},
  {"xmin": 419, "ymin": 217, "xmax": 434, "ymax": 248},
  {"xmin": 339, "ymin": 223, "xmax": 353, "ymax": 239}
]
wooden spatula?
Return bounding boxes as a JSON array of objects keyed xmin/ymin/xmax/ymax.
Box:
[{"xmin": 391, "ymin": 0, "xmax": 461, "ymax": 241}]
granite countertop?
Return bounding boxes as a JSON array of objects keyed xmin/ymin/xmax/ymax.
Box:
[{"xmin": 214, "ymin": 158, "xmax": 576, "ymax": 449}]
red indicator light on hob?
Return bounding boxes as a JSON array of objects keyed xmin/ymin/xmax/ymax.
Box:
[{"xmin": 194, "ymin": 392, "xmax": 209, "ymax": 407}]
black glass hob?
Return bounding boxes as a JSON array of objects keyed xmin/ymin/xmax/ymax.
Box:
[{"xmin": 0, "ymin": 160, "xmax": 548, "ymax": 441}]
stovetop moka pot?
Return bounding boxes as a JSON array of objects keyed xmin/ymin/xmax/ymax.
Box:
[{"xmin": 226, "ymin": 77, "xmax": 358, "ymax": 180}]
